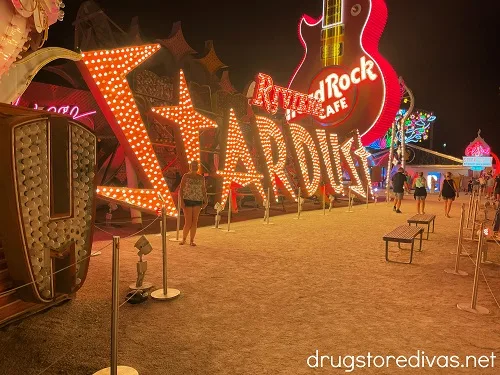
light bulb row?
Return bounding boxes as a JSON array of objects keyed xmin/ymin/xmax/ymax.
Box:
[{"xmin": 289, "ymin": 123, "xmax": 321, "ymax": 196}]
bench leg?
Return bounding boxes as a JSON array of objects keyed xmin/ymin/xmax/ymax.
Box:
[
  {"xmin": 385, "ymin": 241, "xmax": 389, "ymax": 261},
  {"xmin": 419, "ymin": 231, "xmax": 423, "ymax": 251},
  {"xmin": 409, "ymin": 240, "xmax": 414, "ymax": 264},
  {"xmin": 432, "ymin": 219, "xmax": 435, "ymax": 233},
  {"xmin": 427, "ymin": 223, "xmax": 430, "ymax": 240}
]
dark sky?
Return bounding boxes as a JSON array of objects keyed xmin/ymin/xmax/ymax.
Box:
[{"xmin": 47, "ymin": 0, "xmax": 499, "ymax": 157}]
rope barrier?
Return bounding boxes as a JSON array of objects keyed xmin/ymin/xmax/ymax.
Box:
[
  {"xmin": 466, "ymin": 253, "xmax": 500, "ymax": 311},
  {"xmin": 0, "ymin": 241, "xmax": 112, "ymax": 299},
  {"xmin": 94, "ymin": 216, "xmax": 160, "ymax": 245}
]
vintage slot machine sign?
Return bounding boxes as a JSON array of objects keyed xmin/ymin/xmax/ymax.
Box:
[{"xmin": 0, "ymin": 104, "xmax": 96, "ymax": 303}]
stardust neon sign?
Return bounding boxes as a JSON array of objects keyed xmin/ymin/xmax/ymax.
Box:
[
  {"xmin": 79, "ymin": 44, "xmax": 374, "ymax": 215},
  {"xmin": 13, "ymin": 98, "xmax": 97, "ymax": 121}
]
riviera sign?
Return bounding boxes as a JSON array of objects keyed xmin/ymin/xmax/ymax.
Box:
[{"xmin": 251, "ymin": 73, "xmax": 325, "ymax": 117}]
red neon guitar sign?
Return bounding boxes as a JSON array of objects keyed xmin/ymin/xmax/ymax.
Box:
[{"xmin": 287, "ymin": 0, "xmax": 400, "ymax": 145}]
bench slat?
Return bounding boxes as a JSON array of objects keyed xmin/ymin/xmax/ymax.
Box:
[
  {"xmin": 383, "ymin": 225, "xmax": 423, "ymax": 242},
  {"xmin": 407, "ymin": 214, "xmax": 436, "ymax": 224}
]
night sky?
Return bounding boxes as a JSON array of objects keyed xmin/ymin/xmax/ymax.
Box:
[{"xmin": 47, "ymin": 0, "xmax": 499, "ymax": 157}]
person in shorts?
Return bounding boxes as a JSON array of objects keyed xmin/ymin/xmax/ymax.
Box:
[
  {"xmin": 179, "ymin": 160, "xmax": 208, "ymax": 246},
  {"xmin": 439, "ymin": 172, "xmax": 459, "ymax": 218},
  {"xmin": 392, "ymin": 167, "xmax": 410, "ymax": 213},
  {"xmin": 412, "ymin": 172, "xmax": 428, "ymax": 214}
]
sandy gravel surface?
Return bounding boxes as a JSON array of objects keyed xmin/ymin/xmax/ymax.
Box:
[{"xmin": 0, "ymin": 195, "xmax": 499, "ymax": 374}]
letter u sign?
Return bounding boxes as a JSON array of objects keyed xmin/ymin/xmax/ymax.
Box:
[{"xmin": 0, "ymin": 110, "xmax": 97, "ymax": 303}]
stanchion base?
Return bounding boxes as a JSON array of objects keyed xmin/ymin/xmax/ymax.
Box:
[
  {"xmin": 262, "ymin": 222, "xmax": 274, "ymax": 225},
  {"xmin": 457, "ymin": 303, "xmax": 490, "ymax": 315},
  {"xmin": 225, "ymin": 229, "xmax": 236, "ymax": 233},
  {"xmin": 211, "ymin": 226, "xmax": 222, "ymax": 230},
  {"xmin": 345, "ymin": 210, "xmax": 354, "ymax": 213},
  {"xmin": 93, "ymin": 366, "xmax": 139, "ymax": 375},
  {"xmin": 129, "ymin": 282, "xmax": 154, "ymax": 290},
  {"xmin": 444, "ymin": 269, "xmax": 468, "ymax": 276},
  {"xmin": 151, "ymin": 288, "xmax": 180, "ymax": 300},
  {"xmin": 169, "ymin": 237, "xmax": 182, "ymax": 242}
]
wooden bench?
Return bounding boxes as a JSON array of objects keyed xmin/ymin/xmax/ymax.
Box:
[
  {"xmin": 383, "ymin": 225, "xmax": 424, "ymax": 264},
  {"xmin": 407, "ymin": 214, "xmax": 436, "ymax": 240}
]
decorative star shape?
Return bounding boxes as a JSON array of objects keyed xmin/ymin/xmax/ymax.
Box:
[
  {"xmin": 341, "ymin": 136, "xmax": 366, "ymax": 198},
  {"xmin": 79, "ymin": 44, "xmax": 177, "ymax": 216},
  {"xmin": 151, "ymin": 69, "xmax": 217, "ymax": 163}
]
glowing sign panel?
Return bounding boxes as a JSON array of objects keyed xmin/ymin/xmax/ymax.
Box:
[{"xmin": 463, "ymin": 157, "xmax": 492, "ymax": 168}]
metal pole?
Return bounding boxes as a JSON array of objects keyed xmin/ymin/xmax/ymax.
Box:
[
  {"xmin": 466, "ymin": 190, "xmax": 475, "ymax": 228},
  {"xmin": 169, "ymin": 193, "xmax": 182, "ymax": 242},
  {"xmin": 93, "ymin": 238, "xmax": 139, "ymax": 375},
  {"xmin": 162, "ymin": 208, "xmax": 167, "ymax": 293},
  {"xmin": 297, "ymin": 187, "xmax": 301, "ymax": 219},
  {"xmin": 175, "ymin": 193, "xmax": 181, "ymax": 240},
  {"xmin": 366, "ymin": 184, "xmax": 369, "ymax": 209},
  {"xmin": 445, "ymin": 204, "xmax": 468, "ymax": 276},
  {"xmin": 470, "ymin": 199, "xmax": 478, "ymax": 240},
  {"xmin": 111, "ymin": 236, "xmax": 119, "ymax": 375},
  {"xmin": 386, "ymin": 121, "xmax": 396, "ymax": 204},
  {"xmin": 457, "ymin": 223, "xmax": 489, "ymax": 314},
  {"xmin": 228, "ymin": 190, "xmax": 232, "ymax": 231},
  {"xmin": 151, "ymin": 207, "xmax": 180, "ymax": 300},
  {"xmin": 267, "ymin": 187, "xmax": 271, "ymax": 224},
  {"xmin": 323, "ymin": 184, "xmax": 326, "ymax": 215}
]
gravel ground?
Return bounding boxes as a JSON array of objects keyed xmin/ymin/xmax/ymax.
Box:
[{"xmin": 0, "ymin": 194, "xmax": 499, "ymax": 375}]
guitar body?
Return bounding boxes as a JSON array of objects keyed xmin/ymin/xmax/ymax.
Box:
[{"xmin": 288, "ymin": 0, "xmax": 400, "ymax": 145}]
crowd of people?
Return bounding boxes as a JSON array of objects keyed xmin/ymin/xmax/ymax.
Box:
[{"xmin": 390, "ymin": 168, "xmax": 500, "ymax": 218}]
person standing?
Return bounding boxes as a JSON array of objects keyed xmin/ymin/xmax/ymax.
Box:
[
  {"xmin": 439, "ymin": 172, "xmax": 459, "ymax": 217},
  {"xmin": 486, "ymin": 173, "xmax": 495, "ymax": 198},
  {"xmin": 392, "ymin": 167, "xmax": 410, "ymax": 213},
  {"xmin": 413, "ymin": 172, "xmax": 428, "ymax": 214},
  {"xmin": 494, "ymin": 174, "xmax": 500, "ymax": 202},
  {"xmin": 179, "ymin": 160, "xmax": 208, "ymax": 246}
]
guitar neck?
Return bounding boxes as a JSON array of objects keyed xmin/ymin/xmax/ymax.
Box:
[{"xmin": 321, "ymin": 0, "xmax": 344, "ymax": 67}]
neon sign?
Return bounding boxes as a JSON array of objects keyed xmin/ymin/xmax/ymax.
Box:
[
  {"xmin": 79, "ymin": 44, "xmax": 375, "ymax": 216},
  {"xmin": 287, "ymin": 0, "xmax": 400, "ymax": 145},
  {"xmin": 251, "ymin": 73, "xmax": 325, "ymax": 117},
  {"xmin": 291, "ymin": 56, "xmax": 379, "ymax": 123},
  {"xmin": 13, "ymin": 97, "xmax": 97, "ymax": 121}
]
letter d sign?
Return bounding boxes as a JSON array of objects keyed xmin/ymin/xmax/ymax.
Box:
[{"xmin": 0, "ymin": 108, "xmax": 97, "ymax": 303}]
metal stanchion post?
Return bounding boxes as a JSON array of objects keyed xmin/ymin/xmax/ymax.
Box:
[
  {"xmin": 169, "ymin": 193, "xmax": 182, "ymax": 242},
  {"xmin": 294, "ymin": 187, "xmax": 302, "ymax": 219},
  {"xmin": 226, "ymin": 190, "xmax": 235, "ymax": 232},
  {"xmin": 263, "ymin": 187, "xmax": 273, "ymax": 225},
  {"xmin": 346, "ymin": 188, "xmax": 354, "ymax": 213},
  {"xmin": 445, "ymin": 204, "xmax": 468, "ymax": 276},
  {"xmin": 366, "ymin": 184, "xmax": 369, "ymax": 209},
  {"xmin": 94, "ymin": 237, "xmax": 138, "ymax": 375},
  {"xmin": 323, "ymin": 184, "xmax": 326, "ymax": 216},
  {"xmin": 470, "ymin": 199, "xmax": 479, "ymax": 240},
  {"xmin": 151, "ymin": 207, "xmax": 180, "ymax": 300},
  {"xmin": 466, "ymin": 190, "xmax": 474, "ymax": 228},
  {"xmin": 457, "ymin": 223, "xmax": 490, "ymax": 315}
]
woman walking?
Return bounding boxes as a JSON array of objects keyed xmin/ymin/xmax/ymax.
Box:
[
  {"xmin": 439, "ymin": 172, "xmax": 459, "ymax": 218},
  {"xmin": 413, "ymin": 172, "xmax": 428, "ymax": 214},
  {"xmin": 178, "ymin": 160, "xmax": 208, "ymax": 246}
]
